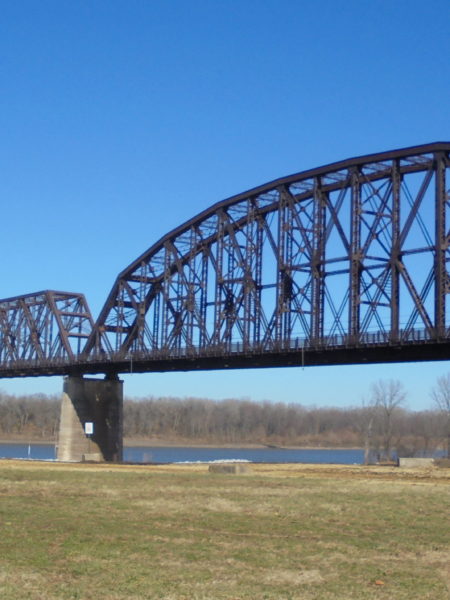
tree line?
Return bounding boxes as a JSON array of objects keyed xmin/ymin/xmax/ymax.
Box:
[
  {"xmin": 0, "ymin": 392, "xmax": 60, "ymax": 439},
  {"xmin": 1, "ymin": 376, "xmax": 449, "ymax": 460}
]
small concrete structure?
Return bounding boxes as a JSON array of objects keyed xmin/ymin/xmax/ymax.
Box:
[
  {"xmin": 82, "ymin": 453, "xmax": 103, "ymax": 462},
  {"xmin": 57, "ymin": 375, "xmax": 123, "ymax": 462},
  {"xmin": 208, "ymin": 463, "xmax": 252, "ymax": 474},
  {"xmin": 398, "ymin": 457, "xmax": 434, "ymax": 468}
]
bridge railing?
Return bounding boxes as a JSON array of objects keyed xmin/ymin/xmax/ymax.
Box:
[{"xmin": 0, "ymin": 326, "xmax": 447, "ymax": 376}]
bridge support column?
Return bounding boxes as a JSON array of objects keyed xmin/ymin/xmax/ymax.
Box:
[{"xmin": 57, "ymin": 375, "xmax": 123, "ymax": 462}]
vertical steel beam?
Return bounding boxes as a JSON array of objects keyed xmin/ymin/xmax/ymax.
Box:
[
  {"xmin": 275, "ymin": 190, "xmax": 286, "ymax": 343},
  {"xmin": 349, "ymin": 168, "xmax": 362, "ymax": 340},
  {"xmin": 435, "ymin": 151, "xmax": 447, "ymax": 337},
  {"xmin": 198, "ymin": 248, "xmax": 208, "ymax": 349},
  {"xmin": 213, "ymin": 211, "xmax": 225, "ymax": 346},
  {"xmin": 243, "ymin": 202, "xmax": 253, "ymax": 350},
  {"xmin": 253, "ymin": 214, "xmax": 263, "ymax": 345},
  {"xmin": 162, "ymin": 244, "xmax": 171, "ymax": 348},
  {"xmin": 390, "ymin": 159, "xmax": 401, "ymax": 341},
  {"xmin": 284, "ymin": 199, "xmax": 293, "ymax": 344},
  {"xmin": 152, "ymin": 289, "xmax": 160, "ymax": 350},
  {"xmin": 312, "ymin": 178, "xmax": 326, "ymax": 341}
]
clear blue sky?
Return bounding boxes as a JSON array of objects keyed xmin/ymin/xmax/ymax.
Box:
[{"xmin": 0, "ymin": 0, "xmax": 449, "ymax": 409}]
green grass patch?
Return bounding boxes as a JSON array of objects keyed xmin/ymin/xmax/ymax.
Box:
[{"xmin": 0, "ymin": 463, "xmax": 449, "ymax": 599}]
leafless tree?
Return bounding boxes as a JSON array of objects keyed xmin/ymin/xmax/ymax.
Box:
[
  {"xmin": 430, "ymin": 373, "xmax": 450, "ymax": 458},
  {"xmin": 403, "ymin": 410, "xmax": 442, "ymax": 457},
  {"xmin": 353, "ymin": 399, "xmax": 378, "ymax": 465},
  {"xmin": 0, "ymin": 389, "xmax": 444, "ymax": 454},
  {"xmin": 370, "ymin": 379, "xmax": 406, "ymax": 461}
]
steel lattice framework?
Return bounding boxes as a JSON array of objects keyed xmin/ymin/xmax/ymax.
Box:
[
  {"xmin": 0, "ymin": 291, "xmax": 93, "ymax": 375},
  {"xmin": 85, "ymin": 141, "xmax": 450, "ymax": 371},
  {"xmin": 0, "ymin": 142, "xmax": 449, "ymax": 377}
]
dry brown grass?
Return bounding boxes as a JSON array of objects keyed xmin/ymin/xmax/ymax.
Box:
[{"xmin": 0, "ymin": 459, "xmax": 449, "ymax": 599}]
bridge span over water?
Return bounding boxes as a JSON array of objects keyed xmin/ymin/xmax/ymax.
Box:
[{"xmin": 1, "ymin": 142, "xmax": 449, "ymax": 461}]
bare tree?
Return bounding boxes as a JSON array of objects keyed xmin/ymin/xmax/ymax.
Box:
[
  {"xmin": 430, "ymin": 373, "xmax": 450, "ymax": 458},
  {"xmin": 353, "ymin": 399, "xmax": 377, "ymax": 465},
  {"xmin": 370, "ymin": 379, "xmax": 406, "ymax": 461},
  {"xmin": 2, "ymin": 390, "xmax": 441, "ymax": 451},
  {"xmin": 406, "ymin": 410, "xmax": 442, "ymax": 457}
]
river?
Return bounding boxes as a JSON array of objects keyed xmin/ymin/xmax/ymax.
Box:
[{"xmin": 0, "ymin": 443, "xmax": 364, "ymax": 464}]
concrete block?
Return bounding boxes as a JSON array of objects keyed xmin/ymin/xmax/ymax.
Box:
[
  {"xmin": 82, "ymin": 453, "xmax": 102, "ymax": 462},
  {"xmin": 208, "ymin": 463, "xmax": 252, "ymax": 474},
  {"xmin": 398, "ymin": 457, "xmax": 434, "ymax": 468}
]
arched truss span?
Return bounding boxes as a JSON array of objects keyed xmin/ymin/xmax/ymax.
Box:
[{"xmin": 85, "ymin": 142, "xmax": 450, "ymax": 370}]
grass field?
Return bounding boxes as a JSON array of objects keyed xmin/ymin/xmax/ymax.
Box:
[{"xmin": 0, "ymin": 461, "xmax": 449, "ymax": 600}]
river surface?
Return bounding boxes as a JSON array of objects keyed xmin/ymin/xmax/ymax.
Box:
[{"xmin": 0, "ymin": 443, "xmax": 364, "ymax": 464}]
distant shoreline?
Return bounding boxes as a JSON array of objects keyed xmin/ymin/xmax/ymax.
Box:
[{"xmin": 0, "ymin": 437, "xmax": 362, "ymax": 451}]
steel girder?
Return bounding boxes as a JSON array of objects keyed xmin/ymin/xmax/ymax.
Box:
[
  {"xmin": 0, "ymin": 291, "xmax": 93, "ymax": 375},
  {"xmin": 1, "ymin": 142, "xmax": 449, "ymax": 378},
  {"xmin": 82, "ymin": 142, "xmax": 450, "ymax": 371}
]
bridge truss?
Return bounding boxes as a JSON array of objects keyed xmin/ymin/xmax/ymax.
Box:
[
  {"xmin": 1, "ymin": 142, "xmax": 449, "ymax": 377},
  {"xmin": 0, "ymin": 291, "xmax": 93, "ymax": 375},
  {"xmin": 85, "ymin": 142, "xmax": 450, "ymax": 372}
]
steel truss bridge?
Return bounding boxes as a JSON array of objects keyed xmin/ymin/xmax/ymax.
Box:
[{"xmin": 1, "ymin": 142, "xmax": 450, "ymax": 379}]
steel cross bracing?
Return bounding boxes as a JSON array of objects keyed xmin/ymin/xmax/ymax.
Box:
[
  {"xmin": 0, "ymin": 142, "xmax": 449, "ymax": 378},
  {"xmin": 0, "ymin": 291, "xmax": 94, "ymax": 376}
]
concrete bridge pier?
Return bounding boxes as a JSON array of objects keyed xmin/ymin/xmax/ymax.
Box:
[{"xmin": 57, "ymin": 374, "xmax": 123, "ymax": 462}]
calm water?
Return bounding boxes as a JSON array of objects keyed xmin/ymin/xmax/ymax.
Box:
[{"xmin": 0, "ymin": 443, "xmax": 364, "ymax": 464}]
